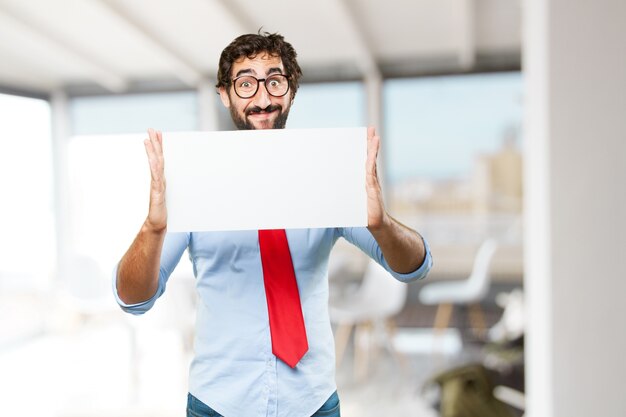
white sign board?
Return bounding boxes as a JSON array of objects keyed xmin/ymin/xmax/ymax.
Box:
[{"xmin": 163, "ymin": 127, "xmax": 367, "ymax": 232}]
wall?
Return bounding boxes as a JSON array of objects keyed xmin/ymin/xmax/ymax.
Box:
[{"xmin": 524, "ymin": 1, "xmax": 626, "ymax": 416}]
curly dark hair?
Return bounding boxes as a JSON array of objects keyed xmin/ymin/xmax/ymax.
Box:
[{"xmin": 216, "ymin": 31, "xmax": 303, "ymax": 97}]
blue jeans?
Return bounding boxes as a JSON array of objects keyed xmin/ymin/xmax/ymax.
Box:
[{"xmin": 186, "ymin": 391, "xmax": 340, "ymax": 417}]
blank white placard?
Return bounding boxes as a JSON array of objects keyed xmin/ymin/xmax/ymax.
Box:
[{"xmin": 163, "ymin": 127, "xmax": 367, "ymax": 232}]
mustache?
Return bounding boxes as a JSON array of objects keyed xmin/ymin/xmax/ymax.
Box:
[{"xmin": 245, "ymin": 104, "xmax": 282, "ymax": 116}]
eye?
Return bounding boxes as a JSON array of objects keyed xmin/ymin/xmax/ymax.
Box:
[
  {"xmin": 235, "ymin": 76, "xmax": 257, "ymax": 91},
  {"xmin": 268, "ymin": 75, "xmax": 285, "ymax": 88}
]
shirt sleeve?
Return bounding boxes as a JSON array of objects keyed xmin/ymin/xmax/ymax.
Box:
[
  {"xmin": 335, "ymin": 227, "xmax": 433, "ymax": 283},
  {"xmin": 112, "ymin": 232, "xmax": 191, "ymax": 315}
]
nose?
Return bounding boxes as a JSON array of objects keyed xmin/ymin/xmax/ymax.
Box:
[{"xmin": 251, "ymin": 82, "xmax": 272, "ymax": 108}]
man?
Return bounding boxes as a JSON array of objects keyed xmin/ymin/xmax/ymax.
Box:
[{"xmin": 114, "ymin": 32, "xmax": 432, "ymax": 417}]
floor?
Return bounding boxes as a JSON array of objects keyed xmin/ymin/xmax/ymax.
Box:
[{"xmin": 335, "ymin": 328, "xmax": 465, "ymax": 417}]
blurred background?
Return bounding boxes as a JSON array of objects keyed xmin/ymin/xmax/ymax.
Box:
[{"xmin": 0, "ymin": 1, "xmax": 623, "ymax": 416}]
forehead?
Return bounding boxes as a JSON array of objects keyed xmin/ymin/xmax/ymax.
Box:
[{"xmin": 231, "ymin": 52, "xmax": 284, "ymax": 77}]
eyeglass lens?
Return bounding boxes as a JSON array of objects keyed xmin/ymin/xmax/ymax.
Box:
[{"xmin": 234, "ymin": 74, "xmax": 289, "ymax": 98}]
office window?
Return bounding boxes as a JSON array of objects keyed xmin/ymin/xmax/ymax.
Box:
[
  {"xmin": 0, "ymin": 93, "xmax": 53, "ymax": 289},
  {"xmin": 70, "ymin": 91, "xmax": 197, "ymax": 135},
  {"xmin": 287, "ymin": 82, "xmax": 365, "ymax": 128},
  {"xmin": 384, "ymin": 73, "xmax": 523, "ymax": 276}
]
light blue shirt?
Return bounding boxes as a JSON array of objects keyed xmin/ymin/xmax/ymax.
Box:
[{"xmin": 114, "ymin": 227, "xmax": 432, "ymax": 417}]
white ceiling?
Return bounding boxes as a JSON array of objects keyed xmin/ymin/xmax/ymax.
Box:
[{"xmin": 0, "ymin": 0, "xmax": 521, "ymax": 96}]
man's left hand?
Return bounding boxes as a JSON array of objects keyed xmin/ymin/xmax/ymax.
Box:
[
  {"xmin": 366, "ymin": 127, "xmax": 390, "ymax": 231},
  {"xmin": 364, "ymin": 127, "xmax": 428, "ymax": 274}
]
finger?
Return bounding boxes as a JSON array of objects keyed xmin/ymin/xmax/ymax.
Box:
[
  {"xmin": 367, "ymin": 126, "xmax": 376, "ymax": 140},
  {"xmin": 147, "ymin": 128, "xmax": 165, "ymax": 162},
  {"xmin": 366, "ymin": 135, "xmax": 380, "ymax": 174},
  {"xmin": 366, "ymin": 126, "xmax": 379, "ymax": 154},
  {"xmin": 154, "ymin": 130, "xmax": 164, "ymax": 156},
  {"xmin": 147, "ymin": 128, "xmax": 162, "ymax": 158},
  {"xmin": 144, "ymin": 138, "xmax": 160, "ymax": 180},
  {"xmin": 145, "ymin": 132, "xmax": 164, "ymax": 174},
  {"xmin": 147, "ymin": 128, "xmax": 157, "ymax": 143},
  {"xmin": 144, "ymin": 134, "xmax": 155, "ymax": 161}
]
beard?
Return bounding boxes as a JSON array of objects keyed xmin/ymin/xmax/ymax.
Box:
[{"xmin": 229, "ymin": 103, "xmax": 290, "ymax": 130}]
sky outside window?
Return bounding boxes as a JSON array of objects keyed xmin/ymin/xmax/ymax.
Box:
[{"xmin": 384, "ymin": 72, "xmax": 523, "ymax": 183}]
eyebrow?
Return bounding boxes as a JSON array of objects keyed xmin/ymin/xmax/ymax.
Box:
[
  {"xmin": 266, "ymin": 67, "xmax": 284, "ymax": 76},
  {"xmin": 234, "ymin": 67, "xmax": 284, "ymax": 78}
]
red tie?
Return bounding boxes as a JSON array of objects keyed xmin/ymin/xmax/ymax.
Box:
[{"xmin": 258, "ymin": 229, "xmax": 308, "ymax": 368}]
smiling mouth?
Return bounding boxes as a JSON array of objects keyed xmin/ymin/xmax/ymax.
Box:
[
  {"xmin": 248, "ymin": 110, "xmax": 275, "ymax": 117},
  {"xmin": 246, "ymin": 105, "xmax": 281, "ymax": 118}
]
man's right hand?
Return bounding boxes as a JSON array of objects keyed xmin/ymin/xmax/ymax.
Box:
[
  {"xmin": 116, "ymin": 128, "xmax": 168, "ymax": 304},
  {"xmin": 144, "ymin": 128, "xmax": 167, "ymax": 232}
]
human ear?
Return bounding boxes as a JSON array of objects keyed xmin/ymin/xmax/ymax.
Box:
[{"xmin": 218, "ymin": 87, "xmax": 231, "ymax": 108}]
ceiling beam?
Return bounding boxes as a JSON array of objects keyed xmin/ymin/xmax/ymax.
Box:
[
  {"xmin": 459, "ymin": 0, "xmax": 476, "ymax": 69},
  {"xmin": 0, "ymin": 82, "xmax": 50, "ymax": 100},
  {"xmin": 334, "ymin": 0, "xmax": 381, "ymax": 79},
  {"xmin": 213, "ymin": 0, "xmax": 258, "ymax": 34},
  {"xmin": 332, "ymin": 0, "xmax": 382, "ymax": 134},
  {"xmin": 0, "ymin": 5, "xmax": 127, "ymax": 93},
  {"xmin": 95, "ymin": 0, "xmax": 205, "ymax": 87}
]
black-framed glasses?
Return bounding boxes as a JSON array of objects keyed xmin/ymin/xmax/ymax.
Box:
[{"xmin": 231, "ymin": 74, "xmax": 290, "ymax": 99}]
